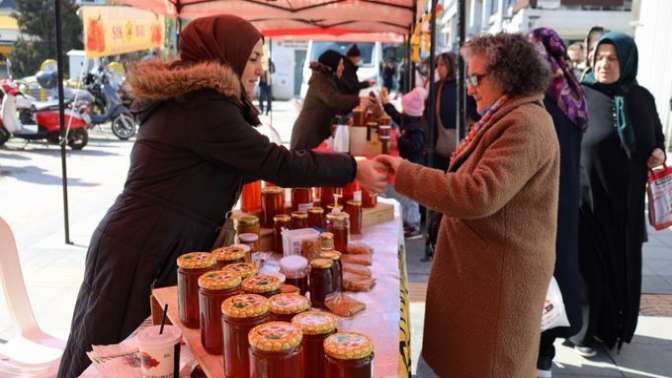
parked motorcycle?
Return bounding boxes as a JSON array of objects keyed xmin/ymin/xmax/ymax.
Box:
[{"xmin": 0, "ymin": 79, "xmax": 89, "ymax": 149}]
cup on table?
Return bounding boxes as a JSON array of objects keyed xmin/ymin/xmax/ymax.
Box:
[{"xmin": 137, "ymin": 325, "xmax": 182, "ymax": 378}]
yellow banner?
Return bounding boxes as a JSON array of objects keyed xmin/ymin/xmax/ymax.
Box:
[{"xmin": 81, "ymin": 6, "xmax": 164, "ymax": 58}]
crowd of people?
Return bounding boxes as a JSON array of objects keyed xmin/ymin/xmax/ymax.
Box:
[{"xmin": 53, "ymin": 13, "xmax": 666, "ymax": 378}]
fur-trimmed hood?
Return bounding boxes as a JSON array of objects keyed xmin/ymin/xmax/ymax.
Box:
[
  {"xmin": 309, "ymin": 61, "xmax": 336, "ymax": 76},
  {"xmin": 126, "ymin": 59, "xmax": 242, "ymax": 102}
]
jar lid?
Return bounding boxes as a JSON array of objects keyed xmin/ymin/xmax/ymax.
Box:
[
  {"xmin": 273, "ymin": 214, "xmax": 291, "ymax": 222},
  {"xmin": 291, "ymin": 211, "xmax": 308, "ymax": 219},
  {"xmin": 212, "ymin": 245, "xmax": 247, "ymax": 262},
  {"xmin": 292, "ymin": 311, "xmax": 338, "ymax": 335},
  {"xmin": 242, "ymin": 273, "xmax": 282, "ymax": 294},
  {"xmin": 222, "ymin": 262, "xmax": 257, "ymax": 280},
  {"xmin": 366, "ymin": 121, "xmax": 378, "ymax": 127},
  {"xmin": 308, "ymin": 207, "xmax": 324, "ymax": 214},
  {"xmin": 262, "ymin": 186, "xmax": 283, "ymax": 194},
  {"xmin": 346, "ymin": 200, "xmax": 362, "ymax": 207},
  {"xmin": 326, "ymin": 212, "xmax": 349, "ymax": 221},
  {"xmin": 320, "ymin": 250, "xmax": 342, "ymax": 261},
  {"xmin": 221, "ymin": 294, "xmax": 270, "ymax": 318},
  {"xmin": 280, "ymin": 284, "xmax": 299, "ymax": 294},
  {"xmin": 324, "ymin": 332, "xmax": 374, "ymax": 360},
  {"xmin": 320, "ymin": 232, "xmax": 334, "ymax": 241},
  {"xmin": 176, "ymin": 252, "xmax": 216, "ymax": 270},
  {"xmin": 248, "ymin": 321, "xmax": 303, "ymax": 352},
  {"xmin": 239, "ymin": 215, "xmax": 260, "ymax": 226},
  {"xmin": 279, "ymin": 255, "xmax": 308, "ymax": 275},
  {"xmin": 269, "ymin": 293, "xmax": 311, "ymax": 315},
  {"xmin": 238, "ymin": 233, "xmax": 259, "ymax": 243},
  {"xmin": 310, "ymin": 258, "xmax": 333, "ymax": 269},
  {"xmin": 198, "ymin": 270, "xmax": 241, "ymax": 290}
]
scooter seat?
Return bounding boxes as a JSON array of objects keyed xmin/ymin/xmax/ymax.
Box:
[{"xmin": 32, "ymin": 98, "xmax": 72, "ymax": 111}]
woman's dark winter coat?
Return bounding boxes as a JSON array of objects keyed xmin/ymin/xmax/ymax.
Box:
[
  {"xmin": 290, "ymin": 62, "xmax": 359, "ymax": 150},
  {"xmin": 383, "ymin": 102, "xmax": 425, "ymax": 164},
  {"xmin": 57, "ymin": 60, "xmax": 356, "ymax": 377}
]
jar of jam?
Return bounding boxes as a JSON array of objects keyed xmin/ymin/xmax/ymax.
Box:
[
  {"xmin": 238, "ymin": 215, "xmax": 260, "ymax": 236},
  {"xmin": 324, "ymin": 332, "xmax": 375, "ymax": 378},
  {"xmin": 248, "ymin": 321, "xmax": 304, "ymax": 378},
  {"xmin": 291, "ymin": 187, "xmax": 313, "ymax": 212},
  {"xmin": 319, "ymin": 232, "xmax": 335, "ymax": 252},
  {"xmin": 177, "ymin": 252, "xmax": 216, "ymax": 328},
  {"xmin": 309, "ymin": 258, "xmax": 334, "ymax": 309},
  {"xmin": 344, "ymin": 200, "xmax": 363, "ymax": 235},
  {"xmin": 238, "ymin": 233, "xmax": 258, "ymax": 256},
  {"xmin": 308, "ymin": 207, "xmax": 325, "ymax": 229},
  {"xmin": 241, "ymin": 180, "xmax": 262, "ymax": 213},
  {"xmin": 269, "ymin": 293, "xmax": 310, "ymax": 322},
  {"xmin": 378, "ymin": 124, "xmax": 392, "ymax": 154},
  {"xmin": 290, "ymin": 211, "xmax": 309, "ymax": 229},
  {"xmin": 319, "ymin": 187, "xmax": 336, "ymax": 209},
  {"xmin": 212, "ymin": 245, "xmax": 247, "ymax": 269},
  {"xmin": 242, "ymin": 273, "xmax": 282, "ymax": 298},
  {"xmin": 261, "ymin": 186, "xmax": 285, "ymax": 228},
  {"xmin": 361, "ymin": 189, "xmax": 377, "ymax": 208},
  {"xmin": 326, "ymin": 212, "xmax": 350, "ymax": 253},
  {"xmin": 280, "ymin": 255, "xmax": 309, "ymax": 295},
  {"xmin": 292, "ymin": 311, "xmax": 338, "ymax": 378},
  {"xmin": 221, "ymin": 294, "xmax": 270, "ymax": 378},
  {"xmin": 319, "ymin": 251, "xmax": 343, "ymax": 293},
  {"xmin": 198, "ymin": 270, "xmax": 241, "ymax": 354},
  {"xmin": 222, "ymin": 262, "xmax": 257, "ymax": 280},
  {"xmin": 341, "ymin": 181, "xmax": 361, "ymax": 203},
  {"xmin": 273, "ymin": 214, "xmax": 291, "ymax": 254}
]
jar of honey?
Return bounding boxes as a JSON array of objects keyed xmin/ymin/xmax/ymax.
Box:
[
  {"xmin": 248, "ymin": 321, "xmax": 303, "ymax": 378},
  {"xmin": 269, "ymin": 293, "xmax": 311, "ymax": 322},
  {"xmin": 280, "ymin": 255, "xmax": 308, "ymax": 295},
  {"xmin": 319, "ymin": 251, "xmax": 343, "ymax": 293},
  {"xmin": 198, "ymin": 270, "xmax": 241, "ymax": 354},
  {"xmin": 362, "ymin": 189, "xmax": 377, "ymax": 208},
  {"xmin": 290, "ymin": 211, "xmax": 309, "ymax": 229},
  {"xmin": 292, "ymin": 311, "xmax": 337, "ymax": 378},
  {"xmin": 222, "ymin": 262, "xmax": 257, "ymax": 280},
  {"xmin": 309, "ymin": 258, "xmax": 334, "ymax": 309},
  {"xmin": 177, "ymin": 252, "xmax": 216, "ymax": 328},
  {"xmin": 326, "ymin": 212, "xmax": 350, "ymax": 253},
  {"xmin": 324, "ymin": 332, "xmax": 375, "ymax": 378},
  {"xmin": 342, "ymin": 181, "xmax": 361, "ymax": 203},
  {"xmin": 319, "ymin": 187, "xmax": 337, "ymax": 209},
  {"xmin": 241, "ymin": 180, "xmax": 262, "ymax": 213},
  {"xmin": 238, "ymin": 233, "xmax": 258, "ymax": 257},
  {"xmin": 211, "ymin": 245, "xmax": 247, "ymax": 269},
  {"xmin": 319, "ymin": 232, "xmax": 335, "ymax": 252},
  {"xmin": 308, "ymin": 207, "xmax": 325, "ymax": 229},
  {"xmin": 273, "ymin": 214, "xmax": 291, "ymax": 254},
  {"xmin": 238, "ymin": 214, "xmax": 260, "ymax": 235},
  {"xmin": 242, "ymin": 273, "xmax": 282, "ymax": 298},
  {"xmin": 261, "ymin": 186, "xmax": 285, "ymax": 228},
  {"xmin": 291, "ymin": 187, "xmax": 313, "ymax": 212},
  {"xmin": 221, "ymin": 294, "xmax": 270, "ymax": 378},
  {"xmin": 344, "ymin": 200, "xmax": 363, "ymax": 235},
  {"xmin": 378, "ymin": 124, "xmax": 392, "ymax": 154}
]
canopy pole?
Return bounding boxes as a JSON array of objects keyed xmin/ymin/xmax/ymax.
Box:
[
  {"xmin": 457, "ymin": 0, "xmax": 466, "ymax": 141},
  {"xmin": 403, "ymin": 34, "xmax": 410, "ymax": 93},
  {"xmin": 55, "ymin": 0, "xmax": 72, "ymax": 245},
  {"xmin": 410, "ymin": 1, "xmax": 417, "ymax": 89}
]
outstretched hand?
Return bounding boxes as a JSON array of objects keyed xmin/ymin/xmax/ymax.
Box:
[
  {"xmin": 374, "ymin": 155, "xmax": 403, "ymax": 178},
  {"xmin": 355, "ymin": 159, "xmax": 389, "ymax": 193}
]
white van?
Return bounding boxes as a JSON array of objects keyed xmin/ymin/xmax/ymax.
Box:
[{"xmin": 300, "ymin": 41, "xmax": 383, "ymax": 98}]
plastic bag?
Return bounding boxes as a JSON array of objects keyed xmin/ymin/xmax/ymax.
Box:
[
  {"xmin": 541, "ymin": 276, "xmax": 570, "ymax": 331},
  {"xmin": 647, "ymin": 164, "xmax": 672, "ymax": 230}
]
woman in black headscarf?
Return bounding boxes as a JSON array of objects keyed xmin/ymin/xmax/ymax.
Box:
[
  {"xmin": 57, "ymin": 15, "xmax": 387, "ymax": 377},
  {"xmin": 578, "ymin": 31, "xmax": 666, "ymax": 353}
]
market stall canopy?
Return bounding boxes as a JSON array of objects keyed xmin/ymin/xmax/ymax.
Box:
[{"xmin": 113, "ymin": 0, "xmax": 429, "ymax": 40}]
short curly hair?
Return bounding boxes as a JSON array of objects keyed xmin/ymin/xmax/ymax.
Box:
[{"xmin": 461, "ymin": 33, "xmax": 551, "ymax": 97}]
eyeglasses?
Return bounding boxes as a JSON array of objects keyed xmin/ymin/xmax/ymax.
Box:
[{"xmin": 466, "ymin": 72, "xmax": 489, "ymax": 87}]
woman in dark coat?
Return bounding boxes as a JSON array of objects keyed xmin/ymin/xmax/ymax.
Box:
[
  {"xmin": 290, "ymin": 50, "xmax": 362, "ymax": 150},
  {"xmin": 529, "ymin": 27, "xmax": 590, "ymax": 376},
  {"xmin": 579, "ymin": 31, "xmax": 666, "ymax": 352},
  {"xmin": 57, "ymin": 15, "xmax": 387, "ymax": 377}
]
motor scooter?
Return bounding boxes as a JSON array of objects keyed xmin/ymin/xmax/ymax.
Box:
[{"xmin": 0, "ymin": 79, "xmax": 89, "ymax": 149}]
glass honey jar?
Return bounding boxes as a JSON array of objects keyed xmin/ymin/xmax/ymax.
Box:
[
  {"xmin": 292, "ymin": 311, "xmax": 338, "ymax": 378},
  {"xmin": 261, "ymin": 186, "xmax": 285, "ymax": 228},
  {"xmin": 280, "ymin": 255, "xmax": 309, "ymax": 295},
  {"xmin": 242, "ymin": 273, "xmax": 282, "ymax": 298},
  {"xmin": 211, "ymin": 245, "xmax": 247, "ymax": 269},
  {"xmin": 324, "ymin": 332, "xmax": 375, "ymax": 378},
  {"xmin": 221, "ymin": 294, "xmax": 270, "ymax": 378},
  {"xmin": 344, "ymin": 200, "xmax": 363, "ymax": 235},
  {"xmin": 308, "ymin": 207, "xmax": 326, "ymax": 229},
  {"xmin": 319, "ymin": 232, "xmax": 335, "ymax": 252},
  {"xmin": 221, "ymin": 262, "xmax": 257, "ymax": 281},
  {"xmin": 291, "ymin": 187, "xmax": 313, "ymax": 212},
  {"xmin": 309, "ymin": 258, "xmax": 334, "ymax": 309},
  {"xmin": 273, "ymin": 214, "xmax": 291, "ymax": 254},
  {"xmin": 241, "ymin": 180, "xmax": 262, "ymax": 213},
  {"xmin": 238, "ymin": 234, "xmax": 258, "ymax": 257},
  {"xmin": 197, "ymin": 270, "xmax": 241, "ymax": 354},
  {"xmin": 237, "ymin": 215, "xmax": 260, "ymax": 251},
  {"xmin": 177, "ymin": 252, "xmax": 216, "ymax": 328},
  {"xmin": 319, "ymin": 187, "xmax": 337, "ymax": 209},
  {"xmin": 319, "ymin": 250, "xmax": 343, "ymax": 293},
  {"xmin": 326, "ymin": 212, "xmax": 350, "ymax": 253},
  {"xmin": 361, "ymin": 189, "xmax": 377, "ymax": 208},
  {"xmin": 269, "ymin": 293, "xmax": 311, "ymax": 322},
  {"xmin": 248, "ymin": 321, "xmax": 304, "ymax": 378},
  {"xmin": 291, "ymin": 211, "xmax": 309, "ymax": 229}
]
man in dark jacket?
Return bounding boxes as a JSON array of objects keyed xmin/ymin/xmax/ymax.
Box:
[{"xmin": 339, "ymin": 43, "xmax": 375, "ymax": 95}]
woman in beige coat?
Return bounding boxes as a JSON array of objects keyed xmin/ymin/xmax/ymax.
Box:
[{"xmin": 377, "ymin": 33, "xmax": 559, "ymax": 377}]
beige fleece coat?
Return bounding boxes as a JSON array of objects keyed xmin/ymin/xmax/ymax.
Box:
[{"xmin": 396, "ymin": 95, "xmax": 560, "ymax": 378}]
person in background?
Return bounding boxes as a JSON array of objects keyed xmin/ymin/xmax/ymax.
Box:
[
  {"xmin": 584, "ymin": 26, "xmax": 606, "ymax": 71},
  {"xmin": 340, "ymin": 43, "xmax": 375, "ymax": 95},
  {"xmin": 383, "ymin": 58, "xmax": 397, "ymax": 92},
  {"xmin": 290, "ymin": 50, "xmax": 370, "ymax": 150},
  {"xmin": 258, "ymin": 58, "xmax": 274, "ymax": 115},
  {"xmin": 56, "ymin": 15, "xmax": 388, "ymax": 377},
  {"xmin": 578, "ymin": 31, "xmax": 666, "ymax": 356},
  {"xmin": 529, "ymin": 27, "xmax": 589, "ymax": 378},
  {"xmin": 566, "ymin": 42, "xmax": 586, "ymax": 79},
  {"xmin": 376, "ymin": 33, "xmax": 558, "ymax": 377},
  {"xmin": 379, "ymin": 86, "xmax": 427, "ymax": 237}
]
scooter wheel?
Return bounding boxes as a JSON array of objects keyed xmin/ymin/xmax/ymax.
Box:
[
  {"xmin": 68, "ymin": 128, "xmax": 88, "ymax": 150},
  {"xmin": 0, "ymin": 127, "xmax": 9, "ymax": 146},
  {"xmin": 111, "ymin": 112, "xmax": 136, "ymax": 140}
]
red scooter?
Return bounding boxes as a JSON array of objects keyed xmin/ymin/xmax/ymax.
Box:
[{"xmin": 0, "ymin": 79, "xmax": 89, "ymax": 149}]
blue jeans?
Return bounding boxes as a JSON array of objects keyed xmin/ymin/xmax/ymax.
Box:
[{"xmin": 384, "ymin": 185, "xmax": 420, "ymax": 228}]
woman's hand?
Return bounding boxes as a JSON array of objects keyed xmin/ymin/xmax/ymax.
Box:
[
  {"xmin": 647, "ymin": 148, "xmax": 666, "ymax": 169},
  {"xmin": 379, "ymin": 88, "xmax": 390, "ymax": 104},
  {"xmin": 356, "ymin": 159, "xmax": 389, "ymax": 193},
  {"xmin": 374, "ymin": 155, "xmax": 403, "ymax": 184}
]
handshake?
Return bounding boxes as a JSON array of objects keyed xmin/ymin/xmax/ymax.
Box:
[{"xmin": 355, "ymin": 155, "xmax": 404, "ymax": 194}]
